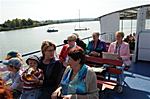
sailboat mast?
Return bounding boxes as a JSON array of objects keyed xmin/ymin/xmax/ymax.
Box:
[
  {"xmin": 79, "ymin": 9, "xmax": 80, "ymax": 28},
  {"xmin": 74, "ymin": 9, "xmax": 89, "ymax": 31}
]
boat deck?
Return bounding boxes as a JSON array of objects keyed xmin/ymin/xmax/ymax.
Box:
[{"xmin": 100, "ymin": 61, "xmax": 150, "ymax": 99}]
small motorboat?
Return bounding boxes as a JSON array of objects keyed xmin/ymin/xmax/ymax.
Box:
[
  {"xmin": 47, "ymin": 27, "xmax": 58, "ymax": 32},
  {"xmin": 74, "ymin": 27, "xmax": 90, "ymax": 31}
]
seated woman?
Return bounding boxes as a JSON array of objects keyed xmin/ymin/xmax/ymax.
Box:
[
  {"xmin": 86, "ymin": 32, "xmax": 107, "ymax": 57},
  {"xmin": 59, "ymin": 34, "xmax": 81, "ymax": 67},
  {"xmin": 64, "ymin": 33, "xmax": 86, "ymax": 51},
  {"xmin": 108, "ymin": 31, "xmax": 131, "ymax": 69},
  {"xmin": 107, "ymin": 31, "xmax": 131, "ymax": 86},
  {"xmin": 52, "ymin": 47, "xmax": 99, "ymax": 99}
]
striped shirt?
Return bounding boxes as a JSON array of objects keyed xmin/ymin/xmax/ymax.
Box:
[{"xmin": 21, "ymin": 68, "xmax": 44, "ymax": 90}]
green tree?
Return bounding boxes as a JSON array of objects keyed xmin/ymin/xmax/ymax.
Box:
[
  {"xmin": 15, "ymin": 18, "xmax": 21, "ymax": 27},
  {"xmin": 21, "ymin": 19, "xmax": 28, "ymax": 26},
  {"xmin": 27, "ymin": 18, "xmax": 33, "ymax": 26},
  {"xmin": 10, "ymin": 20, "xmax": 16, "ymax": 28},
  {"xmin": 4, "ymin": 20, "xmax": 11, "ymax": 28}
]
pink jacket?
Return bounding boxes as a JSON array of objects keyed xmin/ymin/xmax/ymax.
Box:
[{"xmin": 108, "ymin": 41, "xmax": 131, "ymax": 66}]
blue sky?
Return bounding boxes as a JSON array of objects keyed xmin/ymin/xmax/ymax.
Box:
[{"xmin": 0, "ymin": 0, "xmax": 150, "ymax": 23}]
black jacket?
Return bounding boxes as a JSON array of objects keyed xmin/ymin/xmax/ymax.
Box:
[{"xmin": 38, "ymin": 57, "xmax": 65, "ymax": 99}]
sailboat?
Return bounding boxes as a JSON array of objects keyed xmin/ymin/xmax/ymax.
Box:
[{"xmin": 74, "ymin": 10, "xmax": 90, "ymax": 31}]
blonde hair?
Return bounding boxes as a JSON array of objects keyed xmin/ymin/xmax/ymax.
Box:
[
  {"xmin": 116, "ymin": 31, "xmax": 124, "ymax": 38},
  {"xmin": 67, "ymin": 34, "xmax": 77, "ymax": 41}
]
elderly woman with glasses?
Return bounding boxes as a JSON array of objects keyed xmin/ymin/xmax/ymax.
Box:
[
  {"xmin": 38, "ymin": 41, "xmax": 65, "ymax": 99},
  {"xmin": 59, "ymin": 34, "xmax": 81, "ymax": 67},
  {"xmin": 52, "ymin": 47, "xmax": 99, "ymax": 99}
]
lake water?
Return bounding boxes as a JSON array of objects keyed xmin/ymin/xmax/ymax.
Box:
[
  {"xmin": 0, "ymin": 21, "xmax": 136, "ymax": 60},
  {"xmin": 0, "ymin": 21, "xmax": 101, "ymax": 60}
]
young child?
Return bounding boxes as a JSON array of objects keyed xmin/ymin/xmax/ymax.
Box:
[
  {"xmin": 0, "ymin": 51, "xmax": 23, "ymax": 72},
  {"xmin": 2, "ymin": 58, "xmax": 23, "ymax": 99},
  {"xmin": 20, "ymin": 55, "xmax": 44, "ymax": 99}
]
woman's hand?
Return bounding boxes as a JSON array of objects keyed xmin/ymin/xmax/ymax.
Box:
[
  {"xmin": 51, "ymin": 87, "xmax": 62, "ymax": 99},
  {"xmin": 89, "ymin": 51, "xmax": 99, "ymax": 57},
  {"xmin": 51, "ymin": 92, "xmax": 58, "ymax": 99},
  {"xmin": 63, "ymin": 95, "xmax": 72, "ymax": 99}
]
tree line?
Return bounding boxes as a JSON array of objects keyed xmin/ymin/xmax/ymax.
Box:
[
  {"xmin": 0, "ymin": 18, "xmax": 97, "ymax": 32},
  {"xmin": 0, "ymin": 18, "xmax": 41, "ymax": 31}
]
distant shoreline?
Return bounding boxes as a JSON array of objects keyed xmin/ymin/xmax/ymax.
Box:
[{"xmin": 0, "ymin": 18, "xmax": 97, "ymax": 32}]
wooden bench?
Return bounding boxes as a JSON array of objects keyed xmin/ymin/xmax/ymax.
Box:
[{"xmin": 85, "ymin": 55, "xmax": 123, "ymax": 91}]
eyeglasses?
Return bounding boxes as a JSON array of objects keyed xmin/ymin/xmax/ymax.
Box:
[{"xmin": 46, "ymin": 49, "xmax": 55, "ymax": 52}]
